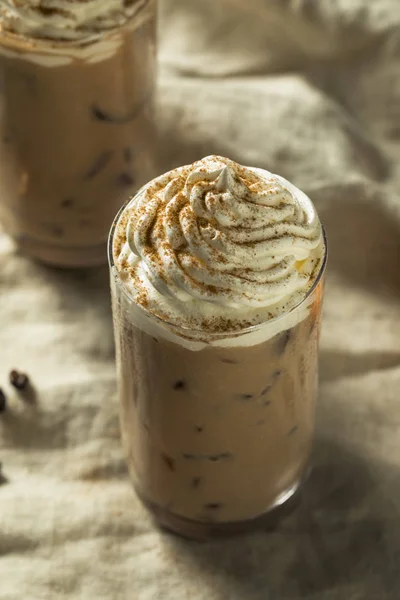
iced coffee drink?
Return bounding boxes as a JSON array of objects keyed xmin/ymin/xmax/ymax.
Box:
[
  {"xmin": 0, "ymin": 0, "xmax": 156, "ymax": 267},
  {"xmin": 109, "ymin": 156, "xmax": 327, "ymax": 539}
]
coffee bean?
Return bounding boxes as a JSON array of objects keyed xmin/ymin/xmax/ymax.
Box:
[
  {"xmin": 9, "ymin": 370, "xmax": 29, "ymax": 391},
  {"xmin": 0, "ymin": 463, "xmax": 6, "ymax": 485},
  {"xmin": 0, "ymin": 389, "xmax": 6, "ymax": 412}
]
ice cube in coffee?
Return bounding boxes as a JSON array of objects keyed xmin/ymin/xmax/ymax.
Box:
[
  {"xmin": 109, "ymin": 155, "xmax": 327, "ymax": 539},
  {"xmin": 0, "ymin": 0, "xmax": 156, "ymax": 267}
]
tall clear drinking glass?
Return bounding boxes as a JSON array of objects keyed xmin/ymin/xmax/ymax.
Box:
[
  {"xmin": 109, "ymin": 194, "xmax": 327, "ymax": 540},
  {"xmin": 0, "ymin": 0, "xmax": 156, "ymax": 267}
]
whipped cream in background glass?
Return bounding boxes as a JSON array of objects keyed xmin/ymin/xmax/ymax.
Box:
[
  {"xmin": 0, "ymin": 0, "xmax": 148, "ymax": 41},
  {"xmin": 112, "ymin": 155, "xmax": 325, "ymax": 348}
]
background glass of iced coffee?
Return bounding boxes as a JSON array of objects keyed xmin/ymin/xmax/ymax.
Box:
[
  {"xmin": 0, "ymin": 0, "xmax": 156, "ymax": 267},
  {"xmin": 109, "ymin": 156, "xmax": 327, "ymax": 539}
]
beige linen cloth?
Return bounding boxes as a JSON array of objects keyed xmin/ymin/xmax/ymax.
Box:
[{"xmin": 1, "ymin": 1, "xmax": 400, "ymax": 598}]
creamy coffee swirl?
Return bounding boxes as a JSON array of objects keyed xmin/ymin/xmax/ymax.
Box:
[
  {"xmin": 0, "ymin": 0, "xmax": 148, "ymax": 41},
  {"xmin": 113, "ymin": 156, "xmax": 325, "ymax": 334}
]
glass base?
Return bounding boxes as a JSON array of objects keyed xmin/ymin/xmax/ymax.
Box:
[
  {"xmin": 136, "ymin": 474, "xmax": 306, "ymax": 541},
  {"xmin": 14, "ymin": 235, "xmax": 107, "ymax": 268}
]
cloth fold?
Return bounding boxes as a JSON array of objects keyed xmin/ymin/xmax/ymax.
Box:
[{"xmin": 2, "ymin": 0, "xmax": 400, "ymax": 598}]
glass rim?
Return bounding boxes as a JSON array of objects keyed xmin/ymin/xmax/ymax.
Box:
[{"xmin": 108, "ymin": 193, "xmax": 328, "ymax": 339}]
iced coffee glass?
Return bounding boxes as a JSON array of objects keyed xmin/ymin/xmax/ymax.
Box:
[
  {"xmin": 109, "ymin": 156, "xmax": 327, "ymax": 539},
  {"xmin": 0, "ymin": 0, "xmax": 156, "ymax": 267}
]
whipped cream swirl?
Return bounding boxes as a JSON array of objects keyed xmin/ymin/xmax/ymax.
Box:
[
  {"xmin": 0, "ymin": 0, "xmax": 148, "ymax": 41},
  {"xmin": 114, "ymin": 156, "xmax": 325, "ymax": 333}
]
